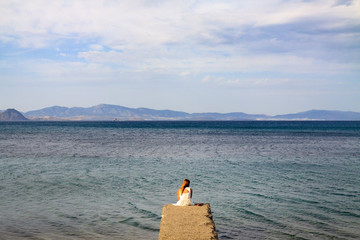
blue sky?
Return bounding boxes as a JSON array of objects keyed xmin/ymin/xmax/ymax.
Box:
[{"xmin": 0, "ymin": 0, "xmax": 359, "ymax": 115}]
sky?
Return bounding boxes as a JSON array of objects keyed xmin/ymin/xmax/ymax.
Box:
[{"xmin": 0, "ymin": 0, "xmax": 359, "ymax": 115}]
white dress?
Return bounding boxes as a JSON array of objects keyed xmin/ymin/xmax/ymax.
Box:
[{"xmin": 174, "ymin": 187, "xmax": 194, "ymax": 206}]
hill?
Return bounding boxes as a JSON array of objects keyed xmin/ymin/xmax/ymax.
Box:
[
  {"xmin": 25, "ymin": 104, "xmax": 190, "ymax": 120},
  {"xmin": 0, "ymin": 109, "xmax": 29, "ymax": 121},
  {"xmin": 273, "ymin": 110, "xmax": 360, "ymax": 120}
]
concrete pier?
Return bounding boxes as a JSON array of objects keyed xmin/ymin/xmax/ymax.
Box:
[{"xmin": 159, "ymin": 203, "xmax": 218, "ymax": 240}]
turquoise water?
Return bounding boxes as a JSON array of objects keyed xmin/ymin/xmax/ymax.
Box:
[{"xmin": 0, "ymin": 121, "xmax": 359, "ymax": 239}]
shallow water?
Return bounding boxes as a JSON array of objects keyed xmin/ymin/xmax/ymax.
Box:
[{"xmin": 0, "ymin": 121, "xmax": 359, "ymax": 239}]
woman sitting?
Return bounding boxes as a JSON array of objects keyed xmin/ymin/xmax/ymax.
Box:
[{"xmin": 174, "ymin": 179, "xmax": 194, "ymax": 206}]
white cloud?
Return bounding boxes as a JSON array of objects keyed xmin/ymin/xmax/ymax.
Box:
[
  {"xmin": 201, "ymin": 75, "xmax": 290, "ymax": 87},
  {"xmin": 89, "ymin": 44, "xmax": 104, "ymax": 51},
  {"xmin": 0, "ymin": 0, "xmax": 359, "ymax": 50},
  {"xmin": 0, "ymin": 0, "xmax": 359, "ymax": 101},
  {"xmin": 75, "ymin": 43, "xmax": 360, "ymax": 79},
  {"xmin": 15, "ymin": 59, "xmax": 117, "ymax": 83},
  {"xmin": 78, "ymin": 50, "xmax": 125, "ymax": 63}
]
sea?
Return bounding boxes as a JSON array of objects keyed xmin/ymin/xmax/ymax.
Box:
[{"xmin": 0, "ymin": 121, "xmax": 359, "ymax": 240}]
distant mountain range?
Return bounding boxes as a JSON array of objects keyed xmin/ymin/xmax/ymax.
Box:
[
  {"xmin": 10, "ymin": 104, "xmax": 359, "ymax": 121},
  {"xmin": 1, "ymin": 104, "xmax": 360, "ymax": 121}
]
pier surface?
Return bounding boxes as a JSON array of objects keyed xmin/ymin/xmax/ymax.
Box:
[{"xmin": 159, "ymin": 203, "xmax": 218, "ymax": 240}]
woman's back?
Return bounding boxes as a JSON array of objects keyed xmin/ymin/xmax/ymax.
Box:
[{"xmin": 175, "ymin": 187, "xmax": 193, "ymax": 206}]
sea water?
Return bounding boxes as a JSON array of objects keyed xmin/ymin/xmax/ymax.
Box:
[{"xmin": 0, "ymin": 121, "xmax": 359, "ymax": 239}]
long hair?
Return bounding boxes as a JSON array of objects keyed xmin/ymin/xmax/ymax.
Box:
[{"xmin": 179, "ymin": 179, "xmax": 190, "ymax": 196}]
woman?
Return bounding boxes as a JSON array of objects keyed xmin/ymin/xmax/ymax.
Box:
[{"xmin": 174, "ymin": 179, "xmax": 194, "ymax": 206}]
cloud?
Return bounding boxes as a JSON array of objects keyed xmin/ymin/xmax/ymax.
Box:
[
  {"xmin": 333, "ymin": 0, "xmax": 354, "ymax": 6},
  {"xmin": 0, "ymin": 0, "xmax": 359, "ymax": 88},
  {"xmin": 201, "ymin": 75, "xmax": 290, "ymax": 87},
  {"xmin": 78, "ymin": 50, "xmax": 124, "ymax": 63},
  {"xmin": 89, "ymin": 44, "xmax": 104, "ymax": 51},
  {"xmin": 12, "ymin": 59, "xmax": 117, "ymax": 83},
  {"xmin": 1, "ymin": 0, "xmax": 359, "ymax": 50}
]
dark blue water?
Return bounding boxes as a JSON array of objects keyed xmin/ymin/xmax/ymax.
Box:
[{"xmin": 0, "ymin": 121, "xmax": 359, "ymax": 239}]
